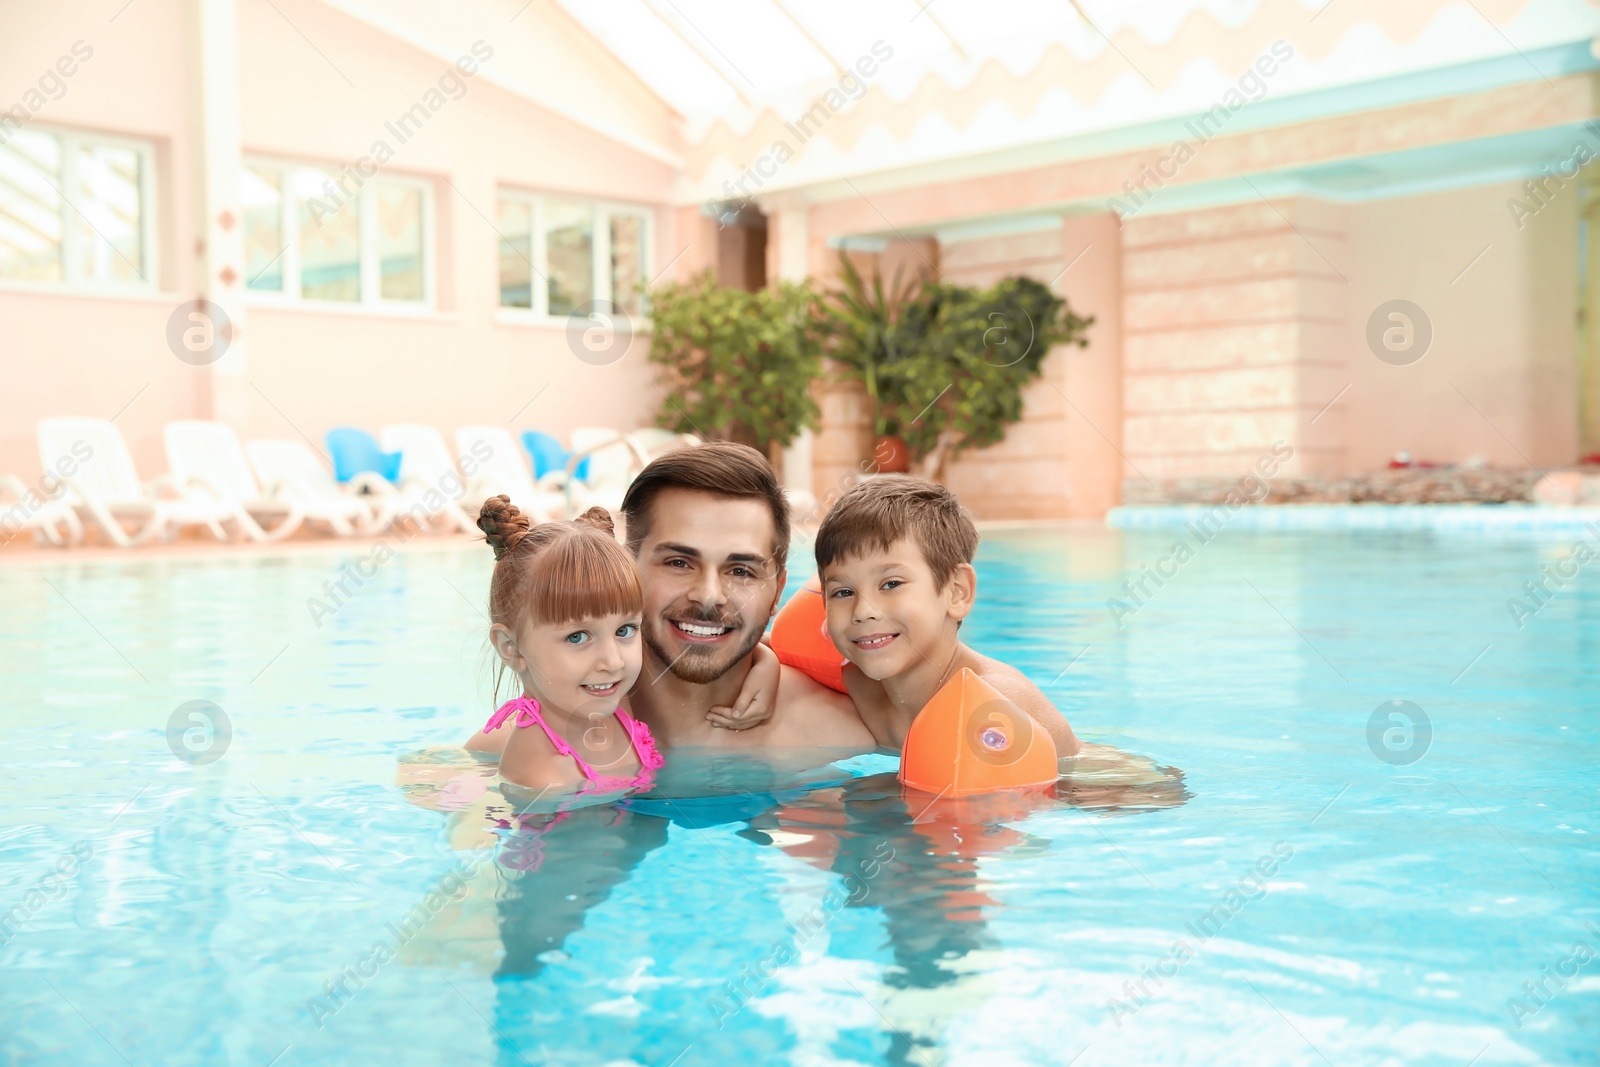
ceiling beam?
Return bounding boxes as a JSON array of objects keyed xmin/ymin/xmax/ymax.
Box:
[
  {"xmin": 313, "ymin": 0, "xmax": 682, "ymax": 166},
  {"xmin": 910, "ymin": 0, "xmax": 969, "ymax": 62},
  {"xmin": 770, "ymin": 0, "xmax": 845, "ymax": 78},
  {"xmin": 638, "ymin": 0, "xmax": 754, "ymax": 106}
]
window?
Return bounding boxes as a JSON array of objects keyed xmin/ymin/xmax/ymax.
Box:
[
  {"xmin": 609, "ymin": 211, "xmax": 647, "ymax": 317},
  {"xmin": 376, "ymin": 184, "xmax": 424, "ymax": 301},
  {"xmin": 243, "ymin": 159, "xmax": 431, "ymax": 307},
  {"xmin": 0, "ymin": 127, "xmax": 154, "ymax": 287},
  {"xmin": 497, "ymin": 198, "xmax": 532, "ymax": 309},
  {"xmin": 544, "ymin": 199, "xmax": 592, "ymax": 315},
  {"xmin": 241, "ymin": 167, "xmax": 283, "ymax": 291},
  {"xmin": 496, "ymin": 190, "xmax": 650, "ymax": 319}
]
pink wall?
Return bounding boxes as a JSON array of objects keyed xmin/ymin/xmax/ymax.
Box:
[
  {"xmin": 800, "ymin": 185, "xmax": 1580, "ymax": 515},
  {"xmin": 233, "ymin": 0, "xmax": 676, "ymax": 457},
  {"xmin": 0, "ymin": 0, "xmax": 681, "ymax": 483},
  {"xmin": 1340, "ymin": 180, "xmax": 1578, "ymax": 470},
  {"xmin": 0, "ymin": 0, "xmax": 200, "ymax": 484}
]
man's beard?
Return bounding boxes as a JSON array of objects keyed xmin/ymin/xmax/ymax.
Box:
[{"xmin": 643, "ymin": 611, "xmax": 765, "ymax": 685}]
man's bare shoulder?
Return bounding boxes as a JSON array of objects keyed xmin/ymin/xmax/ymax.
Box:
[{"xmin": 774, "ymin": 665, "xmax": 876, "ymax": 749}]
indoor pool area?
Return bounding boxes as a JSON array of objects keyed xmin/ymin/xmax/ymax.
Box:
[{"xmin": 2, "ymin": 526, "xmax": 1595, "ymax": 1067}]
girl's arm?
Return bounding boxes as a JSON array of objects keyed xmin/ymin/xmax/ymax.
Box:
[{"xmin": 706, "ymin": 640, "xmax": 780, "ymax": 730}]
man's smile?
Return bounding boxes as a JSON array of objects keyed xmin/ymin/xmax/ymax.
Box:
[{"xmin": 670, "ymin": 618, "xmax": 736, "ymax": 642}]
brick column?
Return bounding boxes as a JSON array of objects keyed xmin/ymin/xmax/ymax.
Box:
[{"xmin": 1120, "ymin": 197, "xmax": 1348, "ymax": 494}]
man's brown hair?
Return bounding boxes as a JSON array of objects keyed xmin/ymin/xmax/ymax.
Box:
[
  {"xmin": 815, "ymin": 475, "xmax": 979, "ymax": 587},
  {"xmin": 620, "ymin": 441, "xmax": 791, "ymax": 567}
]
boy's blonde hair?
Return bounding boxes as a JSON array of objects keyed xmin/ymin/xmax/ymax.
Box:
[{"xmin": 815, "ymin": 475, "xmax": 979, "ymax": 587}]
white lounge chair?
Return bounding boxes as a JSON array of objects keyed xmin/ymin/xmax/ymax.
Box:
[
  {"xmin": 379, "ymin": 424, "xmax": 477, "ymax": 535},
  {"xmin": 628, "ymin": 428, "xmax": 701, "ymax": 460},
  {"xmin": 0, "ymin": 473, "xmax": 84, "ymax": 547},
  {"xmin": 560, "ymin": 428, "xmax": 699, "ymax": 518},
  {"xmin": 163, "ymin": 421, "xmax": 303, "ymax": 542},
  {"xmin": 560, "ymin": 428, "xmax": 639, "ymax": 518},
  {"xmin": 245, "ymin": 440, "xmax": 390, "ymax": 537},
  {"xmin": 38, "ymin": 418, "xmax": 245, "ymax": 547},
  {"xmin": 454, "ymin": 426, "xmax": 565, "ymax": 524}
]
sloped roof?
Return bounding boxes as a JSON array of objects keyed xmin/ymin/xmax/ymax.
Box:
[{"xmin": 551, "ymin": 0, "xmax": 1600, "ymax": 199}]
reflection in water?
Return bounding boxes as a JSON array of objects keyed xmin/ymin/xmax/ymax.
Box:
[
  {"xmin": 741, "ymin": 750, "xmax": 1188, "ymax": 1065},
  {"xmin": 1057, "ymin": 742, "xmax": 1192, "ymax": 816},
  {"xmin": 394, "ymin": 743, "xmax": 1187, "ymax": 1065},
  {"xmin": 493, "ymin": 805, "xmax": 670, "ymax": 983}
]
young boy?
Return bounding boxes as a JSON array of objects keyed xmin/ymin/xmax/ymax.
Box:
[{"xmin": 814, "ymin": 476, "xmax": 1082, "ymax": 756}]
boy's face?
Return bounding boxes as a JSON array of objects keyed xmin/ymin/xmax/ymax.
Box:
[{"xmin": 820, "ymin": 537, "xmax": 975, "ymax": 682}]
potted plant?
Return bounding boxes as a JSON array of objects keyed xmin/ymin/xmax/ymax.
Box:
[
  {"xmin": 822, "ymin": 255, "xmax": 1093, "ymax": 481},
  {"xmin": 646, "ymin": 271, "xmax": 823, "ymax": 467},
  {"xmin": 819, "ymin": 254, "xmax": 927, "ymax": 473},
  {"xmin": 894, "ymin": 274, "xmax": 1092, "ymax": 481}
]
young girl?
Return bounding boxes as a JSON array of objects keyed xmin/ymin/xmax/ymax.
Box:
[
  {"xmin": 474, "ymin": 496, "xmax": 664, "ymax": 796},
  {"xmin": 471, "ymin": 496, "xmax": 782, "ymax": 791}
]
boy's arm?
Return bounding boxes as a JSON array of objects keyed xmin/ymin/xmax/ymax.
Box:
[
  {"xmin": 706, "ymin": 640, "xmax": 780, "ymax": 730},
  {"xmin": 840, "ymin": 664, "xmax": 894, "ymax": 749}
]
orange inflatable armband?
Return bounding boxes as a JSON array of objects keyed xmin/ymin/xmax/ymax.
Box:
[
  {"xmin": 769, "ymin": 576, "xmax": 847, "ymax": 693},
  {"xmin": 899, "ymin": 668, "xmax": 1058, "ymax": 797}
]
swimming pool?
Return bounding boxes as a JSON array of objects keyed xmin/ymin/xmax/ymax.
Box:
[{"xmin": 2, "ymin": 526, "xmax": 1596, "ymax": 1066}]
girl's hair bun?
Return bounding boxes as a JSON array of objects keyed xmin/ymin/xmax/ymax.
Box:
[
  {"xmin": 477, "ymin": 495, "xmax": 531, "ymax": 560},
  {"xmin": 573, "ymin": 505, "xmax": 615, "ymax": 537}
]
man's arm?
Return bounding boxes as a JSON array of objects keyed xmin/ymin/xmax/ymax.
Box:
[{"xmin": 771, "ymin": 665, "xmax": 878, "ymax": 751}]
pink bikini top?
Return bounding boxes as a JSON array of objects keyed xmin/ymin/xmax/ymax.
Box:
[{"xmin": 483, "ymin": 695, "xmax": 665, "ymax": 794}]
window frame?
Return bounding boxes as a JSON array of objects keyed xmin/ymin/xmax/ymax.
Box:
[
  {"xmin": 495, "ymin": 188, "xmax": 653, "ymax": 323},
  {"xmin": 0, "ymin": 124, "xmax": 159, "ymax": 292},
  {"xmin": 242, "ymin": 155, "xmax": 435, "ymax": 311}
]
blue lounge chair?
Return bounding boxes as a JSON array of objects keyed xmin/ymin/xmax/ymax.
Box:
[
  {"xmin": 521, "ymin": 431, "xmax": 590, "ymax": 483},
  {"xmin": 326, "ymin": 427, "xmax": 402, "ymax": 484}
]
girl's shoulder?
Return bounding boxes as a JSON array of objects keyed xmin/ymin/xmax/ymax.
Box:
[{"xmin": 499, "ymin": 722, "xmax": 587, "ymax": 793}]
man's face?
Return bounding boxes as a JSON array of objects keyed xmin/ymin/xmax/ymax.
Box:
[{"xmin": 635, "ymin": 489, "xmax": 785, "ymax": 685}]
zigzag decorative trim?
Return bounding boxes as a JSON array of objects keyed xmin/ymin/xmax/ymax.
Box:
[{"xmin": 683, "ymin": 0, "xmax": 1538, "ymax": 181}]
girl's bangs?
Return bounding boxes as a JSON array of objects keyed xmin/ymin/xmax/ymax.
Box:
[{"xmin": 523, "ymin": 533, "xmax": 643, "ymax": 625}]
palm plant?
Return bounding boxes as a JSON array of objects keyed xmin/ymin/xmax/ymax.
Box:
[
  {"xmin": 820, "ymin": 254, "xmax": 1094, "ymax": 481},
  {"xmin": 819, "ymin": 253, "xmax": 927, "ymax": 441}
]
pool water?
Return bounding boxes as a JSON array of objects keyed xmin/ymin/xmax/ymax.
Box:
[{"xmin": 2, "ymin": 527, "xmax": 1596, "ymax": 1066}]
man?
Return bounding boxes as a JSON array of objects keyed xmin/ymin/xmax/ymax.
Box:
[
  {"xmin": 619, "ymin": 442, "xmax": 876, "ymax": 752},
  {"xmin": 465, "ymin": 442, "xmax": 873, "ymax": 763}
]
